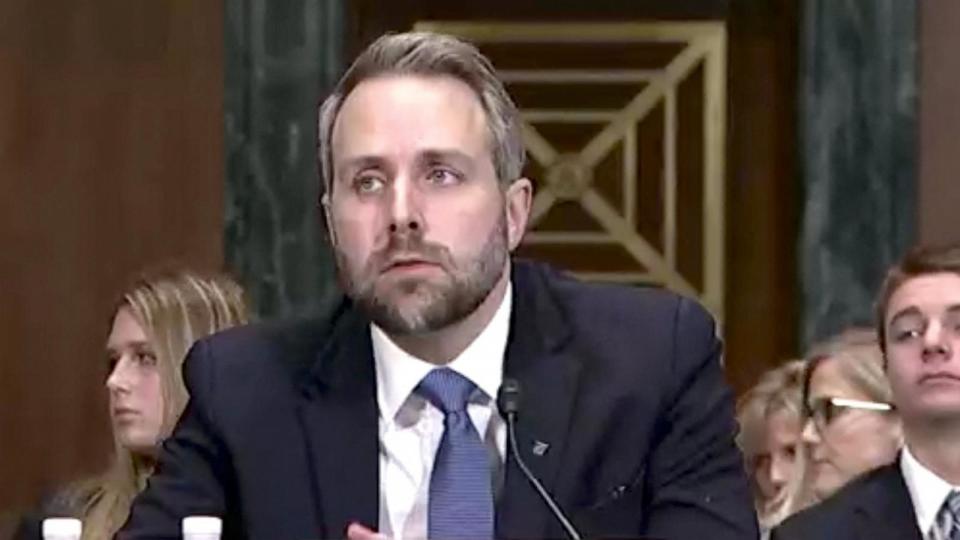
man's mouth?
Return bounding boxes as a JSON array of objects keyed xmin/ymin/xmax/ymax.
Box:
[
  {"xmin": 919, "ymin": 372, "xmax": 960, "ymax": 385},
  {"xmin": 382, "ymin": 256, "xmax": 439, "ymax": 274}
]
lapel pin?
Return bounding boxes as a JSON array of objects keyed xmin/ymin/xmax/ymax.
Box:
[{"xmin": 532, "ymin": 440, "xmax": 550, "ymax": 456}]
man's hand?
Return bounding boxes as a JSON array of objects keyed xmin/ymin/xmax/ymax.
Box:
[{"xmin": 346, "ymin": 522, "xmax": 389, "ymax": 540}]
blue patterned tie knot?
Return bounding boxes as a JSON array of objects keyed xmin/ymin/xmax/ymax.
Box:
[
  {"xmin": 949, "ymin": 490, "xmax": 960, "ymax": 517},
  {"xmin": 416, "ymin": 368, "xmax": 477, "ymax": 415},
  {"xmin": 937, "ymin": 490, "xmax": 960, "ymax": 540},
  {"xmin": 415, "ymin": 369, "xmax": 493, "ymax": 540}
]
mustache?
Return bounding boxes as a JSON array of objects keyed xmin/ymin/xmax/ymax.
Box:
[{"xmin": 369, "ymin": 233, "xmax": 452, "ymax": 272}]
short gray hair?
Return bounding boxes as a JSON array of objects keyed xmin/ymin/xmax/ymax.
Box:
[{"xmin": 317, "ymin": 31, "xmax": 525, "ymax": 195}]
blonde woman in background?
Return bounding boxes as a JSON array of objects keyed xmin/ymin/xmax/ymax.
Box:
[
  {"xmin": 737, "ymin": 360, "xmax": 807, "ymax": 535},
  {"xmin": 794, "ymin": 328, "xmax": 902, "ymax": 503},
  {"xmin": 15, "ymin": 269, "xmax": 249, "ymax": 540}
]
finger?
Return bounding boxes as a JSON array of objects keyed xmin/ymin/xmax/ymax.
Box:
[{"xmin": 346, "ymin": 522, "xmax": 388, "ymax": 540}]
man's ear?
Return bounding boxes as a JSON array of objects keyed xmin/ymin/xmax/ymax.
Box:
[{"xmin": 504, "ymin": 178, "xmax": 533, "ymax": 251}]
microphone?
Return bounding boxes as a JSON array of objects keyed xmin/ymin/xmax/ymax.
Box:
[{"xmin": 497, "ymin": 379, "xmax": 582, "ymax": 540}]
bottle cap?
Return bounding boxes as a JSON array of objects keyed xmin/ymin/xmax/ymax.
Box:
[
  {"xmin": 182, "ymin": 516, "xmax": 222, "ymax": 536},
  {"xmin": 42, "ymin": 518, "xmax": 82, "ymax": 538}
]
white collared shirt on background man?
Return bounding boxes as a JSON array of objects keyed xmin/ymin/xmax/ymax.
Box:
[{"xmin": 901, "ymin": 444, "xmax": 960, "ymax": 540}]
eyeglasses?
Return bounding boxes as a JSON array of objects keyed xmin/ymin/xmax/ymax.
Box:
[{"xmin": 806, "ymin": 397, "xmax": 894, "ymax": 432}]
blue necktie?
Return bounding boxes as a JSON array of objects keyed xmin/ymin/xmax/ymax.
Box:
[
  {"xmin": 935, "ymin": 490, "xmax": 960, "ymax": 540},
  {"xmin": 416, "ymin": 368, "xmax": 494, "ymax": 540}
]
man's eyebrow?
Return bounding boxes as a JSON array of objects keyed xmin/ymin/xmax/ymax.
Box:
[
  {"xmin": 338, "ymin": 155, "xmax": 388, "ymax": 172},
  {"xmin": 417, "ymin": 149, "xmax": 474, "ymax": 165},
  {"xmin": 888, "ymin": 306, "xmax": 922, "ymax": 327}
]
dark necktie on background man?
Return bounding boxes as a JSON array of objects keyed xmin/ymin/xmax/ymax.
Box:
[
  {"xmin": 933, "ymin": 491, "xmax": 960, "ymax": 540},
  {"xmin": 416, "ymin": 369, "xmax": 494, "ymax": 540}
]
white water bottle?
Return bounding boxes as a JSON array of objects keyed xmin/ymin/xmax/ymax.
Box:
[
  {"xmin": 182, "ymin": 516, "xmax": 222, "ymax": 540},
  {"xmin": 42, "ymin": 518, "xmax": 81, "ymax": 540}
]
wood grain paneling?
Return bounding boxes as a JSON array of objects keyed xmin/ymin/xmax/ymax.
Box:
[
  {"xmin": 724, "ymin": 0, "xmax": 800, "ymax": 391},
  {"xmin": 346, "ymin": 0, "xmax": 800, "ymax": 395},
  {"xmin": 919, "ymin": 0, "xmax": 960, "ymax": 246},
  {"xmin": 0, "ymin": 0, "xmax": 224, "ymax": 513}
]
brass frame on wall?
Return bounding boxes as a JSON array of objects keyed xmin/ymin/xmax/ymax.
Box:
[{"xmin": 414, "ymin": 22, "xmax": 727, "ymax": 323}]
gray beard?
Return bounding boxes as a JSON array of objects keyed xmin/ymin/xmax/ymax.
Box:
[{"xmin": 335, "ymin": 218, "xmax": 508, "ymax": 335}]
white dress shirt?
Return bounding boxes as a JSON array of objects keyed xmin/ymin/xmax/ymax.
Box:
[
  {"xmin": 372, "ymin": 284, "xmax": 511, "ymax": 540},
  {"xmin": 901, "ymin": 444, "xmax": 960, "ymax": 540}
]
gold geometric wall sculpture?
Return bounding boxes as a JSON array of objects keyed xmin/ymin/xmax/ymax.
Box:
[{"xmin": 414, "ymin": 22, "xmax": 727, "ymax": 323}]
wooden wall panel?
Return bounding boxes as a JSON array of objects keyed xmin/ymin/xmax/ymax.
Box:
[
  {"xmin": 346, "ymin": 0, "xmax": 800, "ymax": 395},
  {"xmin": 0, "ymin": 0, "xmax": 224, "ymax": 515},
  {"xmin": 919, "ymin": 0, "xmax": 960, "ymax": 246},
  {"xmin": 724, "ymin": 0, "xmax": 799, "ymax": 391}
]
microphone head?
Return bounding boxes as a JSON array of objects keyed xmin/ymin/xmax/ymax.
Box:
[{"xmin": 497, "ymin": 378, "xmax": 522, "ymax": 418}]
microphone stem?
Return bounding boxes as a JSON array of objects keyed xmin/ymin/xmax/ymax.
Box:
[{"xmin": 506, "ymin": 414, "xmax": 582, "ymax": 540}]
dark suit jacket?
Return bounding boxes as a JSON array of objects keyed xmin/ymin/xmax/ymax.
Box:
[
  {"xmin": 117, "ymin": 260, "xmax": 756, "ymax": 540},
  {"xmin": 771, "ymin": 461, "xmax": 922, "ymax": 540}
]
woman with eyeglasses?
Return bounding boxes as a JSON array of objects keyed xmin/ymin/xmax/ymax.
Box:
[{"xmin": 799, "ymin": 328, "xmax": 902, "ymax": 501}]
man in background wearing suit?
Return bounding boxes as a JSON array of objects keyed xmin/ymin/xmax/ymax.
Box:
[
  {"xmin": 117, "ymin": 31, "xmax": 756, "ymax": 540},
  {"xmin": 774, "ymin": 244, "xmax": 960, "ymax": 540}
]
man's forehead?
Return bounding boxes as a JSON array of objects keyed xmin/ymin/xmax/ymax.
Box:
[
  {"xmin": 337, "ymin": 148, "xmax": 476, "ymax": 171},
  {"xmin": 887, "ymin": 273, "xmax": 960, "ymax": 320},
  {"xmin": 891, "ymin": 273, "xmax": 960, "ymax": 304},
  {"xmin": 345, "ymin": 73, "xmax": 481, "ymax": 102},
  {"xmin": 332, "ymin": 75, "xmax": 488, "ymax": 145}
]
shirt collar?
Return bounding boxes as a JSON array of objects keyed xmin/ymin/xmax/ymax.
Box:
[
  {"xmin": 372, "ymin": 282, "xmax": 512, "ymax": 424},
  {"xmin": 901, "ymin": 444, "xmax": 957, "ymax": 535}
]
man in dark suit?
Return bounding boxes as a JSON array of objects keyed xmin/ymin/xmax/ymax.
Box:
[
  {"xmin": 118, "ymin": 31, "xmax": 756, "ymax": 540},
  {"xmin": 773, "ymin": 244, "xmax": 960, "ymax": 540}
]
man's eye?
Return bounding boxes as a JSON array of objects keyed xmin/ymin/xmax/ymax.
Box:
[
  {"xmin": 946, "ymin": 315, "xmax": 960, "ymax": 333},
  {"xmin": 426, "ymin": 168, "xmax": 460, "ymax": 185},
  {"xmin": 354, "ymin": 176, "xmax": 385, "ymax": 194},
  {"xmin": 893, "ymin": 328, "xmax": 921, "ymax": 342}
]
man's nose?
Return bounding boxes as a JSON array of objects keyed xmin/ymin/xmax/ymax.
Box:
[
  {"xmin": 922, "ymin": 320, "xmax": 951, "ymax": 362},
  {"xmin": 387, "ymin": 175, "xmax": 423, "ymax": 235}
]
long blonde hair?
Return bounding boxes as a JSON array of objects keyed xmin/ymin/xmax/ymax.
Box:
[
  {"xmin": 736, "ymin": 359, "xmax": 806, "ymax": 529},
  {"xmin": 79, "ymin": 269, "xmax": 249, "ymax": 540}
]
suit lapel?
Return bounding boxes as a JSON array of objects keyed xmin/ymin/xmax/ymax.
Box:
[
  {"xmin": 296, "ymin": 305, "xmax": 380, "ymax": 538},
  {"xmin": 497, "ymin": 262, "xmax": 582, "ymax": 539},
  {"xmin": 853, "ymin": 462, "xmax": 923, "ymax": 540}
]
